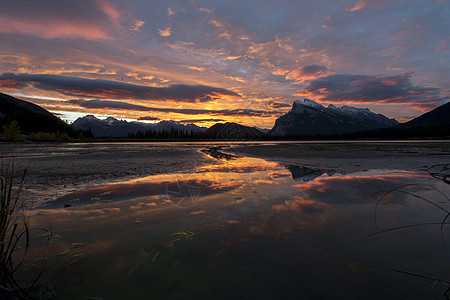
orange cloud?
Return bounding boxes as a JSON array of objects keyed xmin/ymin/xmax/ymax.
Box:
[
  {"xmin": 218, "ymin": 32, "xmax": 232, "ymax": 39},
  {"xmin": 158, "ymin": 26, "xmax": 172, "ymax": 37},
  {"xmin": 346, "ymin": 0, "xmax": 373, "ymax": 12},
  {"xmin": 185, "ymin": 66, "xmax": 205, "ymax": 72},
  {"xmin": 130, "ymin": 20, "xmax": 145, "ymax": 32},
  {"xmin": 210, "ymin": 19, "xmax": 223, "ymax": 28},
  {"xmin": 347, "ymin": 0, "xmax": 388, "ymax": 11},
  {"xmin": 224, "ymin": 75, "xmax": 245, "ymax": 83},
  {"xmin": 267, "ymin": 172, "xmax": 291, "ymax": 179},
  {"xmin": 272, "ymin": 69, "xmax": 289, "ymax": 76}
]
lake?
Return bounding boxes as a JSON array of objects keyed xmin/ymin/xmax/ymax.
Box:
[{"xmin": 5, "ymin": 142, "xmax": 450, "ymax": 299}]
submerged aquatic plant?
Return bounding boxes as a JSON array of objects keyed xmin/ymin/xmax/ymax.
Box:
[
  {"xmin": 0, "ymin": 162, "xmax": 39, "ymax": 298},
  {"xmin": 125, "ymin": 230, "xmax": 198, "ymax": 278}
]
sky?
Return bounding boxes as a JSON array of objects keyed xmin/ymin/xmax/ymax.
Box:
[{"xmin": 0, "ymin": 0, "xmax": 449, "ymax": 128}]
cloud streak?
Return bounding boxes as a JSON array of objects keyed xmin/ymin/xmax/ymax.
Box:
[
  {"xmin": 268, "ymin": 102, "xmax": 291, "ymax": 109},
  {"xmin": 137, "ymin": 116, "xmax": 159, "ymax": 121},
  {"xmin": 178, "ymin": 118, "xmax": 225, "ymax": 123},
  {"xmin": 0, "ymin": 73, "xmax": 241, "ymax": 103},
  {"xmin": 69, "ymin": 99, "xmax": 282, "ymax": 117}
]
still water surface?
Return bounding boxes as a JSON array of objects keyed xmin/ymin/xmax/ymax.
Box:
[{"xmin": 21, "ymin": 149, "xmax": 450, "ymax": 299}]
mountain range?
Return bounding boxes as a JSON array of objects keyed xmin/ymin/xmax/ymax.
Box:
[
  {"xmin": 72, "ymin": 115, "xmax": 207, "ymax": 138},
  {"xmin": 1, "ymin": 91, "xmax": 449, "ymax": 139},
  {"xmin": 72, "ymin": 99, "xmax": 401, "ymax": 138}
]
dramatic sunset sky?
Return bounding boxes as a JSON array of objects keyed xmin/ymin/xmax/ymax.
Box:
[{"xmin": 0, "ymin": 0, "xmax": 449, "ymax": 128}]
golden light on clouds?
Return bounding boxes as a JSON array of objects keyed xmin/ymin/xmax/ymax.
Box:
[
  {"xmin": 346, "ymin": 0, "xmax": 371, "ymax": 12},
  {"xmin": 0, "ymin": 0, "xmax": 448, "ymax": 126},
  {"xmin": 130, "ymin": 20, "xmax": 145, "ymax": 32},
  {"xmin": 158, "ymin": 26, "xmax": 172, "ymax": 37}
]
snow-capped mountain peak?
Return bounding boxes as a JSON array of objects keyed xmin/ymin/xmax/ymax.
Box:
[
  {"xmin": 105, "ymin": 116, "xmax": 120, "ymax": 125},
  {"xmin": 302, "ymin": 99, "xmax": 324, "ymax": 109},
  {"xmin": 84, "ymin": 114, "xmax": 99, "ymax": 120},
  {"xmin": 270, "ymin": 99, "xmax": 399, "ymax": 136},
  {"xmin": 291, "ymin": 99, "xmax": 325, "ymax": 113}
]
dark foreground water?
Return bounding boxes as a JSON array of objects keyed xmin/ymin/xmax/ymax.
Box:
[{"xmin": 19, "ymin": 151, "xmax": 450, "ymax": 299}]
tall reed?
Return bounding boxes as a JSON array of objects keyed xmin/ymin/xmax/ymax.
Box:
[{"xmin": 0, "ymin": 161, "xmax": 33, "ymax": 298}]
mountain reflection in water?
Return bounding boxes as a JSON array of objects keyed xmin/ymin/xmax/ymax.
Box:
[{"xmin": 24, "ymin": 155, "xmax": 450, "ymax": 299}]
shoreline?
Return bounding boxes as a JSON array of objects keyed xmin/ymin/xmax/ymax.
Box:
[{"xmin": 2, "ymin": 141, "xmax": 449, "ymax": 205}]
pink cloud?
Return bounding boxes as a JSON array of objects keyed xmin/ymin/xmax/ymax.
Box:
[
  {"xmin": 272, "ymin": 197, "xmax": 330, "ymax": 213},
  {"xmin": 434, "ymin": 41, "xmax": 449, "ymax": 53},
  {"xmin": 0, "ymin": 1, "xmax": 123, "ymax": 40},
  {"xmin": 96, "ymin": 0, "xmax": 121, "ymax": 26},
  {"xmin": 286, "ymin": 65, "xmax": 334, "ymax": 83},
  {"xmin": 0, "ymin": 16, "xmax": 110, "ymax": 40}
]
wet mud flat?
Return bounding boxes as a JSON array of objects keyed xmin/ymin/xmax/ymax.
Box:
[
  {"xmin": 227, "ymin": 141, "xmax": 450, "ymax": 174},
  {"xmin": 0, "ymin": 143, "xmax": 215, "ymax": 204}
]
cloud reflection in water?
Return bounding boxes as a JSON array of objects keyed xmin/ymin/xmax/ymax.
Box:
[{"xmin": 26, "ymin": 155, "xmax": 450, "ymax": 299}]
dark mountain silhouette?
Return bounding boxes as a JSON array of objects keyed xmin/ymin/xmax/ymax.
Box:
[
  {"xmin": 269, "ymin": 99, "xmax": 398, "ymax": 136},
  {"xmin": 205, "ymin": 122, "xmax": 264, "ymax": 140},
  {"xmin": 394, "ymin": 102, "xmax": 450, "ymax": 133},
  {"xmin": 72, "ymin": 115, "xmax": 206, "ymax": 138},
  {"xmin": 353, "ymin": 102, "xmax": 450, "ymax": 138},
  {"xmin": 0, "ymin": 92, "xmax": 76, "ymax": 136}
]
